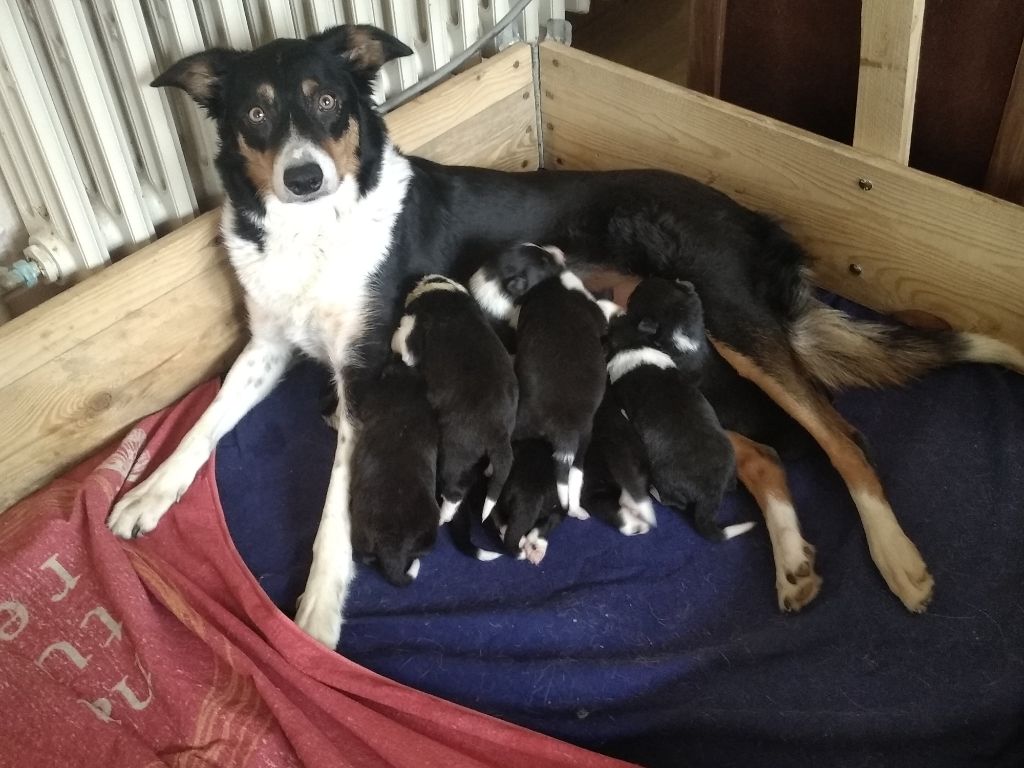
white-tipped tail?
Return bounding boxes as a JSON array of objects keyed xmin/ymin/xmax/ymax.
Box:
[{"xmin": 962, "ymin": 333, "xmax": 1024, "ymax": 374}]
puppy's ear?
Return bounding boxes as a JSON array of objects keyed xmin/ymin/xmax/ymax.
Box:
[
  {"xmin": 311, "ymin": 25, "xmax": 413, "ymax": 80},
  {"xmin": 674, "ymin": 279, "xmax": 696, "ymax": 293},
  {"xmin": 504, "ymin": 275, "xmax": 528, "ymax": 298},
  {"xmin": 637, "ymin": 318, "xmax": 660, "ymax": 336},
  {"xmin": 151, "ymin": 49, "xmax": 244, "ymax": 114}
]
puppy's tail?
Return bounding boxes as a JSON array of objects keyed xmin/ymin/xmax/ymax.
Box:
[{"xmin": 790, "ymin": 299, "xmax": 1024, "ymax": 390}]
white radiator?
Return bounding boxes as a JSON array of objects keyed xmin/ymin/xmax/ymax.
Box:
[{"xmin": 0, "ymin": 0, "xmax": 570, "ymax": 288}]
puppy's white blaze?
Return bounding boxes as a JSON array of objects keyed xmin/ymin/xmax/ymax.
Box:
[
  {"xmin": 597, "ymin": 299, "xmax": 623, "ymax": 322},
  {"xmin": 559, "ymin": 269, "xmax": 595, "ymax": 299},
  {"xmin": 391, "ymin": 314, "xmax": 416, "ymax": 365},
  {"xmin": 482, "ymin": 496, "xmax": 498, "ymax": 521},
  {"xmin": 567, "ymin": 466, "xmax": 584, "ymax": 513},
  {"xmin": 406, "ymin": 558, "xmax": 421, "ymax": 580},
  {"xmin": 672, "ymin": 330, "xmax": 701, "ymax": 353},
  {"xmin": 963, "ymin": 333, "xmax": 1024, "ymax": 374},
  {"xmin": 405, "ymin": 274, "xmax": 466, "ymax": 305},
  {"xmin": 475, "ymin": 549, "xmax": 502, "ymax": 561},
  {"xmin": 468, "ymin": 270, "xmax": 515, "ymax": 321},
  {"xmin": 722, "ymin": 521, "xmax": 757, "ymax": 539},
  {"xmin": 439, "ymin": 497, "xmax": 461, "ymax": 525},
  {"xmin": 557, "ymin": 481, "xmax": 569, "ymax": 509},
  {"xmin": 607, "ymin": 347, "xmax": 676, "ymax": 383}
]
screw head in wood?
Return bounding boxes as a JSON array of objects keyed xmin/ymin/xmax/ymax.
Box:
[
  {"xmin": 858, "ymin": 178, "xmax": 873, "ymax": 191},
  {"xmin": 848, "ymin": 263, "xmax": 863, "ymax": 276}
]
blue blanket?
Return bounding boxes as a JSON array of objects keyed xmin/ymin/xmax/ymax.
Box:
[{"xmin": 216, "ymin": 301, "xmax": 1024, "ymax": 768}]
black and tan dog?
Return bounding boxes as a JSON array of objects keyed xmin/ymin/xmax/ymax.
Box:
[{"xmin": 109, "ymin": 24, "xmax": 1024, "ymax": 646}]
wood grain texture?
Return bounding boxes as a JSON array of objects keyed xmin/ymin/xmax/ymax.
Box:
[
  {"xmin": 853, "ymin": 0, "xmax": 925, "ymax": 164},
  {"xmin": 541, "ymin": 42, "xmax": 1024, "ymax": 346},
  {"xmin": 0, "ymin": 44, "xmax": 537, "ymax": 512},
  {"xmin": 985, "ymin": 39, "xmax": 1024, "ymax": 204}
]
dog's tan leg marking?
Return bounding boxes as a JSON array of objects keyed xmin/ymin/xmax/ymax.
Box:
[
  {"xmin": 728, "ymin": 431, "xmax": 821, "ymax": 611},
  {"xmin": 715, "ymin": 342, "xmax": 934, "ymax": 612}
]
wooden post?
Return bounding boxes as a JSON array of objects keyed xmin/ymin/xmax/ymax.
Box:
[
  {"xmin": 985, "ymin": 40, "xmax": 1024, "ymax": 205},
  {"xmin": 853, "ymin": 0, "xmax": 925, "ymax": 164}
]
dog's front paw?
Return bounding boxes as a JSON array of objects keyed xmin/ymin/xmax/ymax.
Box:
[
  {"xmin": 868, "ymin": 528, "xmax": 934, "ymax": 613},
  {"xmin": 775, "ymin": 535, "xmax": 822, "ymax": 612},
  {"xmin": 107, "ymin": 469, "xmax": 190, "ymax": 538},
  {"xmin": 294, "ymin": 587, "xmax": 343, "ymax": 649}
]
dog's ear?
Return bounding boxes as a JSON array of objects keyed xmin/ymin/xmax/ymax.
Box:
[
  {"xmin": 674, "ymin": 279, "xmax": 696, "ymax": 293},
  {"xmin": 637, "ymin": 318, "xmax": 660, "ymax": 336},
  {"xmin": 151, "ymin": 49, "xmax": 244, "ymax": 114},
  {"xmin": 311, "ymin": 25, "xmax": 413, "ymax": 79}
]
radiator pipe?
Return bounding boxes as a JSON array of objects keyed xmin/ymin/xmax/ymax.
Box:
[{"xmin": 381, "ymin": 0, "xmax": 536, "ymax": 114}]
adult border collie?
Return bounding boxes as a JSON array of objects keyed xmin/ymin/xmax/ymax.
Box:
[{"xmin": 107, "ymin": 25, "xmax": 1024, "ymax": 648}]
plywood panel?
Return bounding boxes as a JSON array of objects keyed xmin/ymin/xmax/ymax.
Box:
[
  {"xmin": 541, "ymin": 43, "xmax": 1024, "ymax": 346},
  {"xmin": 853, "ymin": 0, "xmax": 925, "ymax": 164},
  {"xmin": 0, "ymin": 44, "xmax": 537, "ymax": 512}
]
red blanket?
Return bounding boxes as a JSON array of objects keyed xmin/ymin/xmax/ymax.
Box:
[{"xmin": 1, "ymin": 381, "xmax": 632, "ymax": 767}]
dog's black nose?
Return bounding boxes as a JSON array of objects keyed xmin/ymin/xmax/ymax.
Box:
[{"xmin": 283, "ymin": 162, "xmax": 324, "ymax": 195}]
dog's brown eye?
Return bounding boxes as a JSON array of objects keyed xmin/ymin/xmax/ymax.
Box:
[
  {"xmin": 318, "ymin": 93, "xmax": 336, "ymax": 111},
  {"xmin": 247, "ymin": 106, "xmax": 265, "ymax": 124}
]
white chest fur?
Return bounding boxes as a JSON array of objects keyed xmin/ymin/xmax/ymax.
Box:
[{"xmin": 220, "ymin": 145, "xmax": 411, "ymax": 368}]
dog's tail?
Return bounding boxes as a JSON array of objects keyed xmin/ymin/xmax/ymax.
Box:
[{"xmin": 790, "ymin": 300, "xmax": 1024, "ymax": 390}]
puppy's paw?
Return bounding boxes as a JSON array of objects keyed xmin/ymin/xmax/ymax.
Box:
[
  {"xmin": 617, "ymin": 508, "xmax": 651, "ymax": 536},
  {"xmin": 106, "ymin": 469, "xmax": 189, "ymax": 538},
  {"xmin": 294, "ymin": 584, "xmax": 343, "ymax": 649},
  {"xmin": 568, "ymin": 507, "xmax": 590, "ymax": 521},
  {"xmin": 775, "ymin": 535, "xmax": 822, "ymax": 612},
  {"xmin": 522, "ymin": 529, "xmax": 549, "ymax": 565},
  {"xmin": 868, "ymin": 529, "xmax": 934, "ymax": 613}
]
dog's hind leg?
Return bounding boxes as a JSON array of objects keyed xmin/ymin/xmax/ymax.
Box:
[
  {"xmin": 107, "ymin": 332, "xmax": 292, "ymax": 538},
  {"xmin": 728, "ymin": 431, "xmax": 821, "ymax": 612},
  {"xmin": 715, "ymin": 340, "xmax": 934, "ymax": 612},
  {"xmin": 482, "ymin": 441, "xmax": 513, "ymax": 521},
  {"xmin": 567, "ymin": 432, "xmax": 592, "ymax": 520}
]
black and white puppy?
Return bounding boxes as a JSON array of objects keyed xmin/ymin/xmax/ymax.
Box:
[
  {"xmin": 349, "ymin": 358, "xmax": 439, "ymax": 585},
  {"xmin": 391, "ymin": 274, "xmax": 517, "ymax": 523},
  {"xmin": 607, "ymin": 282, "xmax": 754, "ymax": 540},
  {"xmin": 470, "ymin": 243, "xmax": 609, "ymax": 520}
]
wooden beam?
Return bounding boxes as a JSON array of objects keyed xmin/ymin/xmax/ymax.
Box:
[
  {"xmin": 685, "ymin": 0, "xmax": 727, "ymax": 97},
  {"xmin": 853, "ymin": 0, "xmax": 925, "ymax": 164},
  {"xmin": 0, "ymin": 44, "xmax": 537, "ymax": 512},
  {"xmin": 541, "ymin": 42, "xmax": 1024, "ymax": 346},
  {"xmin": 985, "ymin": 38, "xmax": 1024, "ymax": 204}
]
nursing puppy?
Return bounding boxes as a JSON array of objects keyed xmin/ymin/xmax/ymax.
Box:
[
  {"xmin": 470, "ymin": 243, "xmax": 608, "ymax": 519},
  {"xmin": 392, "ymin": 275, "xmax": 517, "ymax": 523},
  {"xmin": 349, "ymin": 359, "xmax": 439, "ymax": 586},
  {"xmin": 607, "ymin": 284, "xmax": 754, "ymax": 540}
]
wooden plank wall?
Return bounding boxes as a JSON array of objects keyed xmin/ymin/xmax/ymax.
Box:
[
  {"xmin": 0, "ymin": 44, "xmax": 538, "ymax": 512},
  {"xmin": 540, "ymin": 42, "xmax": 1024, "ymax": 346},
  {"xmin": 853, "ymin": 0, "xmax": 926, "ymax": 164}
]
